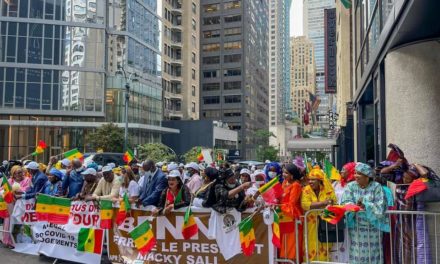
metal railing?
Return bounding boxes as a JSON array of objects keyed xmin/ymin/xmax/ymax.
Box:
[{"xmin": 300, "ymin": 209, "xmax": 440, "ymax": 264}]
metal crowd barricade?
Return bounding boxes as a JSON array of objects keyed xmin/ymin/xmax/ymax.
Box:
[
  {"xmin": 274, "ymin": 215, "xmax": 305, "ymax": 264},
  {"xmin": 302, "ymin": 209, "xmax": 440, "ymax": 264}
]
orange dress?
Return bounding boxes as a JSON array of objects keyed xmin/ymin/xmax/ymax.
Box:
[{"xmin": 279, "ymin": 180, "xmax": 303, "ymax": 262}]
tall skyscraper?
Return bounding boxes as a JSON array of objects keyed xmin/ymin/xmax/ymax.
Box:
[
  {"xmin": 268, "ymin": 0, "xmax": 292, "ymax": 157},
  {"xmin": 290, "ymin": 36, "xmax": 316, "ymax": 131},
  {"xmin": 200, "ymin": 0, "xmax": 269, "ymax": 160},
  {"xmin": 162, "ymin": 0, "xmax": 200, "ymax": 120},
  {"xmin": 303, "ymin": 0, "xmax": 335, "ymax": 130},
  {"xmin": 0, "ymin": 0, "xmax": 173, "ymax": 159}
]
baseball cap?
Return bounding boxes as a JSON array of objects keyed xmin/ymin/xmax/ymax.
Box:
[
  {"xmin": 61, "ymin": 158, "xmax": 71, "ymax": 167},
  {"xmin": 184, "ymin": 162, "xmax": 199, "ymax": 171},
  {"xmin": 101, "ymin": 166, "xmax": 112, "ymax": 173},
  {"xmin": 25, "ymin": 161, "xmax": 39, "ymax": 170},
  {"xmin": 240, "ymin": 168, "xmax": 251, "ymax": 175},
  {"xmin": 81, "ymin": 168, "xmax": 97, "ymax": 176},
  {"xmin": 167, "ymin": 170, "xmax": 182, "ymax": 179},
  {"xmin": 167, "ymin": 163, "xmax": 178, "ymax": 171}
]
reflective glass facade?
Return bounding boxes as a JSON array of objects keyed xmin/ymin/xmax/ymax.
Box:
[{"xmin": 0, "ymin": 0, "xmax": 168, "ymax": 159}]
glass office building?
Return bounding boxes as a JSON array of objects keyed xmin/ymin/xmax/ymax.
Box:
[{"xmin": 0, "ymin": 0, "xmax": 175, "ymax": 160}]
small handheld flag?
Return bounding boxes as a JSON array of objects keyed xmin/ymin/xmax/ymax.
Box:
[
  {"xmin": 116, "ymin": 193, "xmax": 130, "ymax": 226},
  {"xmin": 64, "ymin": 148, "xmax": 84, "ymax": 161},
  {"xmin": 239, "ymin": 217, "xmax": 256, "ymax": 256},
  {"xmin": 35, "ymin": 194, "xmax": 71, "ymax": 224},
  {"xmin": 129, "ymin": 220, "xmax": 156, "ymax": 256},
  {"xmin": 99, "ymin": 200, "xmax": 114, "ymax": 229},
  {"xmin": 182, "ymin": 206, "xmax": 198, "ymax": 240},
  {"xmin": 77, "ymin": 228, "xmax": 104, "ymax": 255},
  {"xmin": 1, "ymin": 176, "xmax": 13, "ymax": 203},
  {"xmin": 258, "ymin": 176, "xmax": 283, "ymax": 204},
  {"xmin": 123, "ymin": 149, "xmax": 135, "ymax": 164},
  {"xmin": 32, "ymin": 140, "xmax": 47, "ymax": 156}
]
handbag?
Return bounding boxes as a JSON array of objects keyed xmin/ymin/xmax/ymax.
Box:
[{"xmin": 318, "ymin": 217, "xmax": 345, "ymax": 243}]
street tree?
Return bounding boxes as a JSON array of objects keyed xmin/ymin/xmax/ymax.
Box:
[
  {"xmin": 137, "ymin": 143, "xmax": 177, "ymax": 162},
  {"xmin": 85, "ymin": 123, "xmax": 126, "ymax": 153}
]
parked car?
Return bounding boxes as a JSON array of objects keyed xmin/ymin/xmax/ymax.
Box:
[{"xmin": 83, "ymin": 152, "xmax": 125, "ymax": 167}]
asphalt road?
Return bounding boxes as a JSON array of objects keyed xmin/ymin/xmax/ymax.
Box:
[{"xmin": 0, "ymin": 244, "xmax": 112, "ymax": 264}]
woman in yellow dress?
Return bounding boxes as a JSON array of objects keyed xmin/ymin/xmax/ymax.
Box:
[{"xmin": 301, "ymin": 168, "xmax": 337, "ymax": 262}]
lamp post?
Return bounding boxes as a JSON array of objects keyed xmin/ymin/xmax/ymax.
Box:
[{"xmin": 116, "ymin": 65, "xmax": 138, "ymax": 151}]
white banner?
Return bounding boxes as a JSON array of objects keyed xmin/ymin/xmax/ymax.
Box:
[{"xmin": 10, "ymin": 200, "xmax": 103, "ymax": 264}]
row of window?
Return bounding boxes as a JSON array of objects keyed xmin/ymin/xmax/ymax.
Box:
[
  {"xmin": 203, "ymin": 15, "xmax": 241, "ymax": 25},
  {"xmin": 203, "ymin": 1, "xmax": 241, "ymax": 13},
  {"xmin": 202, "ymin": 41, "xmax": 241, "ymax": 52},
  {"xmin": 202, "ymin": 81, "xmax": 241, "ymax": 91},
  {"xmin": 203, "ymin": 27, "xmax": 241, "ymax": 38},
  {"xmin": 202, "ymin": 69, "xmax": 241, "ymax": 78},
  {"xmin": 203, "ymin": 95, "xmax": 241, "ymax": 105},
  {"xmin": 203, "ymin": 54, "xmax": 241, "ymax": 64}
]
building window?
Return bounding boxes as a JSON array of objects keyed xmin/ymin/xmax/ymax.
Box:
[
  {"xmin": 224, "ymin": 81, "xmax": 241, "ymax": 90},
  {"xmin": 224, "ymin": 54, "xmax": 241, "ymax": 63},
  {"xmin": 203, "ymin": 16, "xmax": 221, "ymax": 25},
  {"xmin": 203, "ymin": 56, "xmax": 220, "ymax": 64},
  {"xmin": 224, "ymin": 1, "xmax": 241, "ymax": 10},
  {"xmin": 224, "ymin": 15, "xmax": 241, "ymax": 23},
  {"xmin": 224, "ymin": 41, "xmax": 241, "ymax": 50},
  {"xmin": 203, "ymin": 96, "xmax": 220, "ymax": 104},
  {"xmin": 192, "ymin": 52, "xmax": 196, "ymax": 63},
  {"xmin": 203, "ymin": 4, "xmax": 220, "ymax": 13},
  {"xmin": 224, "ymin": 69, "xmax": 241, "ymax": 77},
  {"xmin": 203, "ymin": 43, "xmax": 221, "ymax": 52},
  {"xmin": 192, "ymin": 2, "xmax": 197, "ymax": 14},
  {"xmin": 203, "ymin": 83, "xmax": 220, "ymax": 91},
  {"xmin": 192, "ymin": 69, "xmax": 196, "ymax": 80},
  {"xmin": 224, "ymin": 110, "xmax": 242, "ymax": 117},
  {"xmin": 203, "ymin": 110, "xmax": 221, "ymax": 118},
  {"xmin": 203, "ymin": 70, "xmax": 219, "ymax": 78},
  {"xmin": 224, "ymin": 95, "xmax": 241, "ymax": 104},
  {"xmin": 192, "ymin": 86, "xmax": 196, "ymax": 96},
  {"xmin": 224, "ymin": 27, "xmax": 241, "ymax": 36},
  {"xmin": 192, "ymin": 35, "xmax": 196, "ymax": 46},
  {"xmin": 192, "ymin": 19, "xmax": 197, "ymax": 30},
  {"xmin": 192, "ymin": 102, "xmax": 196, "ymax": 112},
  {"xmin": 203, "ymin": 30, "xmax": 220, "ymax": 38}
]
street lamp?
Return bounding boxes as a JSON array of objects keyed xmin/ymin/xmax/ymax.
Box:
[{"xmin": 116, "ymin": 65, "xmax": 138, "ymax": 151}]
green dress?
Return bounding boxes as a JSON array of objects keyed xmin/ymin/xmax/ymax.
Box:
[{"xmin": 341, "ymin": 181, "xmax": 390, "ymax": 264}]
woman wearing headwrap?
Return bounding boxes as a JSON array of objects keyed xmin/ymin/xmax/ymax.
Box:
[
  {"xmin": 278, "ymin": 164, "xmax": 303, "ymax": 262},
  {"xmin": 193, "ymin": 167, "xmax": 218, "ymax": 208},
  {"xmin": 341, "ymin": 162, "xmax": 389, "ymax": 264},
  {"xmin": 301, "ymin": 168, "xmax": 337, "ymax": 261},
  {"xmin": 264, "ymin": 162, "xmax": 283, "ymax": 183},
  {"xmin": 2, "ymin": 165, "xmax": 31, "ymax": 248},
  {"xmin": 329, "ymin": 162, "xmax": 356, "ymax": 263},
  {"xmin": 332, "ymin": 162, "xmax": 356, "ymax": 203},
  {"xmin": 42, "ymin": 168, "xmax": 64, "ymax": 196}
]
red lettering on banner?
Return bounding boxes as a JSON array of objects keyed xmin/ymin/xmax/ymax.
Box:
[
  {"xmin": 71, "ymin": 213, "xmax": 100, "ymax": 226},
  {"xmin": 21, "ymin": 212, "xmax": 37, "ymax": 222}
]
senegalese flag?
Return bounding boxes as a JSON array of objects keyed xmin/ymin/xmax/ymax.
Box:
[
  {"xmin": 174, "ymin": 188, "xmax": 183, "ymax": 206},
  {"xmin": 405, "ymin": 178, "xmax": 429, "ymax": 200},
  {"xmin": 239, "ymin": 217, "xmax": 256, "ymax": 256},
  {"xmin": 341, "ymin": 0, "xmax": 352, "ymax": 9},
  {"xmin": 182, "ymin": 206, "xmax": 198, "ymax": 239},
  {"xmin": 279, "ymin": 211, "xmax": 294, "ymax": 233},
  {"xmin": 129, "ymin": 220, "xmax": 156, "ymax": 256},
  {"xmin": 123, "ymin": 149, "xmax": 135, "ymax": 164},
  {"xmin": 324, "ymin": 159, "xmax": 341, "ymax": 181},
  {"xmin": 1, "ymin": 176, "xmax": 13, "ymax": 203},
  {"xmin": 77, "ymin": 228, "xmax": 104, "ymax": 254},
  {"xmin": 100, "ymin": 199, "xmax": 114, "ymax": 229},
  {"xmin": 64, "ymin": 148, "xmax": 84, "ymax": 161},
  {"xmin": 304, "ymin": 154, "xmax": 312, "ymax": 174},
  {"xmin": 36, "ymin": 194, "xmax": 71, "ymax": 224},
  {"xmin": 0, "ymin": 196, "xmax": 9, "ymax": 218},
  {"xmin": 197, "ymin": 147, "xmax": 204, "ymax": 161},
  {"xmin": 272, "ymin": 209, "xmax": 281, "ymax": 248},
  {"xmin": 32, "ymin": 140, "xmax": 47, "ymax": 156},
  {"xmin": 116, "ymin": 192, "xmax": 130, "ymax": 226},
  {"xmin": 258, "ymin": 176, "xmax": 283, "ymax": 204},
  {"xmin": 321, "ymin": 204, "xmax": 361, "ymax": 224}
]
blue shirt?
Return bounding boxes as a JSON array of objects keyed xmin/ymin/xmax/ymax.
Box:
[
  {"xmin": 42, "ymin": 180, "xmax": 63, "ymax": 197},
  {"xmin": 62, "ymin": 169, "xmax": 84, "ymax": 198},
  {"xmin": 24, "ymin": 171, "xmax": 48, "ymax": 199}
]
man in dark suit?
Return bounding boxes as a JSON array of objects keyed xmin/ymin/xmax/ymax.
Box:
[{"xmin": 139, "ymin": 160, "xmax": 167, "ymax": 207}]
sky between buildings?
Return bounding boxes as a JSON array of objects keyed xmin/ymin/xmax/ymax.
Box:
[{"xmin": 290, "ymin": 0, "xmax": 303, "ymax": 37}]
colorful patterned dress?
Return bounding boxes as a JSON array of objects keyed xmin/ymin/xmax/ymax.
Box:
[
  {"xmin": 301, "ymin": 184, "xmax": 337, "ymax": 261},
  {"xmin": 341, "ymin": 181, "xmax": 389, "ymax": 264}
]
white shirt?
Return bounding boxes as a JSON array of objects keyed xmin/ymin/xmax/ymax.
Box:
[
  {"xmin": 186, "ymin": 173, "xmax": 203, "ymax": 194},
  {"xmin": 119, "ymin": 180, "xmax": 140, "ymax": 198}
]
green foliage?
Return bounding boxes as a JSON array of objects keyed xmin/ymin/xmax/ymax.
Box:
[
  {"xmin": 137, "ymin": 143, "xmax": 177, "ymax": 162},
  {"xmin": 182, "ymin": 146, "xmax": 205, "ymax": 163},
  {"xmin": 85, "ymin": 123, "xmax": 126, "ymax": 153},
  {"xmin": 257, "ymin": 145, "xmax": 279, "ymax": 162}
]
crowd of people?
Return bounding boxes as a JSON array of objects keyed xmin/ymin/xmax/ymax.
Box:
[{"xmin": 0, "ymin": 144, "xmax": 437, "ymax": 264}]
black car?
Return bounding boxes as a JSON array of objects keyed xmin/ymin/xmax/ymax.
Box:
[{"xmin": 83, "ymin": 152, "xmax": 126, "ymax": 167}]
